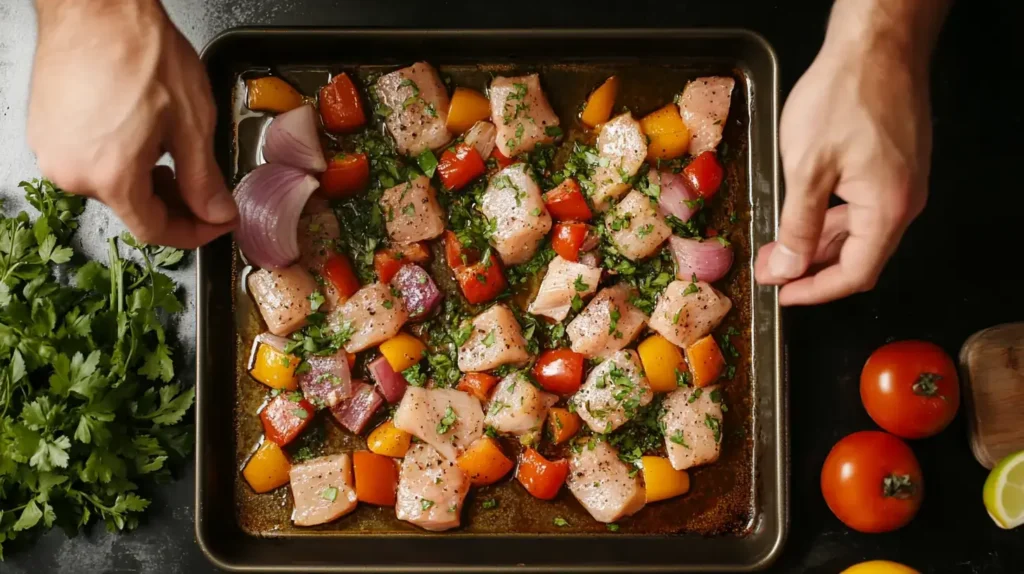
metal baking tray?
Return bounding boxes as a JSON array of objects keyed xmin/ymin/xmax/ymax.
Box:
[{"xmin": 195, "ymin": 27, "xmax": 785, "ymax": 572}]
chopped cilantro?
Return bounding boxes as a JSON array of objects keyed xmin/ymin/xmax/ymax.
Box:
[
  {"xmin": 481, "ymin": 498, "xmax": 498, "ymax": 510},
  {"xmin": 553, "ymin": 517, "xmax": 569, "ymax": 527},
  {"xmin": 421, "ymin": 498, "xmax": 435, "ymax": 511},
  {"xmin": 436, "ymin": 405, "xmax": 458, "ymax": 434},
  {"xmin": 321, "ymin": 487, "xmax": 339, "ymax": 502},
  {"xmin": 416, "ymin": 149, "xmax": 438, "ymax": 178},
  {"xmin": 545, "ymin": 125, "xmax": 563, "ymax": 138}
]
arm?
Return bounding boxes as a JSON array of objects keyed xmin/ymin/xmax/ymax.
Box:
[
  {"xmin": 28, "ymin": 0, "xmax": 236, "ymax": 248},
  {"xmin": 754, "ymin": 0, "xmax": 951, "ymax": 305}
]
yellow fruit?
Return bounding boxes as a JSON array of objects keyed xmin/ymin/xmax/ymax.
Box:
[{"xmin": 840, "ymin": 560, "xmax": 920, "ymax": 574}]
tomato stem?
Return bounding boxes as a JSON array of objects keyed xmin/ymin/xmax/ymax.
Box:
[
  {"xmin": 882, "ymin": 473, "xmax": 915, "ymax": 498},
  {"xmin": 912, "ymin": 372, "xmax": 944, "ymax": 399}
]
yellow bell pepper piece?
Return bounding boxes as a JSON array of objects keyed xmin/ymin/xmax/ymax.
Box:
[
  {"xmin": 446, "ymin": 87, "xmax": 492, "ymax": 135},
  {"xmin": 367, "ymin": 420, "xmax": 412, "ymax": 458},
  {"xmin": 639, "ymin": 104, "xmax": 690, "ymax": 160},
  {"xmin": 243, "ymin": 441, "xmax": 292, "ymax": 493},
  {"xmin": 641, "ymin": 456, "xmax": 690, "ymax": 503},
  {"xmin": 379, "ymin": 332, "xmax": 426, "ymax": 372},
  {"xmin": 245, "ymin": 77, "xmax": 304, "ymax": 113},
  {"xmin": 637, "ymin": 335, "xmax": 687, "ymax": 392},
  {"xmin": 249, "ymin": 343, "xmax": 299, "ymax": 390},
  {"xmin": 580, "ymin": 76, "xmax": 619, "ymax": 128}
]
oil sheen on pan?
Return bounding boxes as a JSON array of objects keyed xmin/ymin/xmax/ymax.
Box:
[{"xmin": 230, "ymin": 62, "xmax": 753, "ymax": 536}]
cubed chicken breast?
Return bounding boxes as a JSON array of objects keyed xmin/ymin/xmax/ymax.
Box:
[
  {"xmin": 590, "ymin": 113, "xmax": 647, "ymax": 211},
  {"xmin": 566, "ymin": 440, "xmax": 646, "ymax": 523},
  {"xmin": 677, "ymin": 76, "xmax": 735, "ymax": 155},
  {"xmin": 297, "ymin": 208, "xmax": 343, "ymax": 309},
  {"xmin": 527, "ymin": 255, "xmax": 602, "ymax": 322},
  {"xmin": 484, "ymin": 372, "xmax": 558, "ymax": 443},
  {"xmin": 247, "ymin": 265, "xmax": 318, "ymax": 336},
  {"xmin": 648, "ymin": 280, "xmax": 732, "ymax": 348},
  {"xmin": 662, "ymin": 385, "xmax": 724, "ymax": 470},
  {"xmin": 393, "ymin": 387, "xmax": 485, "ymax": 462},
  {"xmin": 489, "ymin": 74, "xmax": 560, "ymax": 158},
  {"xmin": 330, "ymin": 282, "xmax": 409, "ymax": 353},
  {"xmin": 571, "ymin": 350, "xmax": 653, "ymax": 434},
  {"xmin": 289, "ymin": 454, "xmax": 358, "ymax": 526},
  {"xmin": 381, "ymin": 175, "xmax": 446, "ymax": 245},
  {"xmin": 396, "ymin": 443, "xmax": 470, "ymax": 531},
  {"xmin": 566, "ymin": 284, "xmax": 647, "ymax": 358},
  {"xmin": 374, "ymin": 62, "xmax": 452, "ymax": 156},
  {"xmin": 480, "ymin": 164, "xmax": 552, "ymax": 265},
  {"xmin": 606, "ymin": 190, "xmax": 672, "ymax": 261},
  {"xmin": 464, "ymin": 120, "xmax": 497, "ymax": 161},
  {"xmin": 457, "ymin": 304, "xmax": 531, "ymax": 372}
]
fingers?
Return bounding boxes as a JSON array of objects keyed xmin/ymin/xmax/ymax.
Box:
[
  {"xmin": 755, "ymin": 204, "xmax": 850, "ymax": 284},
  {"xmin": 166, "ymin": 115, "xmax": 237, "ymax": 226},
  {"xmin": 764, "ymin": 155, "xmax": 838, "ymax": 282}
]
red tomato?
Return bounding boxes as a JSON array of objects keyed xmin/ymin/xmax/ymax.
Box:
[
  {"xmin": 444, "ymin": 230, "xmax": 479, "ymax": 269},
  {"xmin": 323, "ymin": 252, "xmax": 361, "ymax": 298},
  {"xmin": 457, "ymin": 373, "xmax": 500, "ymax": 402},
  {"xmin": 437, "ymin": 143, "xmax": 486, "ymax": 191},
  {"xmin": 551, "ymin": 223, "xmax": 589, "ymax": 262},
  {"xmin": 260, "ymin": 393, "xmax": 316, "ymax": 446},
  {"xmin": 532, "ymin": 349, "xmax": 586, "ymax": 394},
  {"xmin": 490, "ymin": 149, "xmax": 514, "ymax": 169},
  {"xmin": 455, "ymin": 254, "xmax": 507, "ymax": 304},
  {"xmin": 516, "ymin": 447, "xmax": 569, "ymax": 500},
  {"xmin": 860, "ymin": 340, "xmax": 960, "ymax": 439},
  {"xmin": 319, "ymin": 153, "xmax": 369, "ymax": 198},
  {"xmin": 373, "ymin": 242, "xmax": 431, "ymax": 283},
  {"xmin": 319, "ymin": 73, "xmax": 366, "ymax": 133},
  {"xmin": 543, "ymin": 179, "xmax": 593, "ymax": 221},
  {"xmin": 821, "ymin": 431, "xmax": 923, "ymax": 533},
  {"xmin": 682, "ymin": 151, "xmax": 724, "ymax": 199}
]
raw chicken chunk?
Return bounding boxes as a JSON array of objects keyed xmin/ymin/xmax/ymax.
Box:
[
  {"xmin": 566, "ymin": 440, "xmax": 646, "ymax": 523},
  {"xmin": 590, "ymin": 113, "xmax": 647, "ymax": 210},
  {"xmin": 606, "ymin": 190, "xmax": 671, "ymax": 261},
  {"xmin": 463, "ymin": 120, "xmax": 497, "ymax": 161},
  {"xmin": 330, "ymin": 282, "xmax": 409, "ymax": 353},
  {"xmin": 571, "ymin": 350, "xmax": 653, "ymax": 434},
  {"xmin": 480, "ymin": 164, "xmax": 552, "ymax": 265},
  {"xmin": 393, "ymin": 387, "xmax": 485, "ymax": 462},
  {"xmin": 648, "ymin": 280, "xmax": 732, "ymax": 348},
  {"xmin": 484, "ymin": 372, "xmax": 558, "ymax": 442},
  {"xmin": 289, "ymin": 454, "xmax": 358, "ymax": 526},
  {"xmin": 381, "ymin": 175, "xmax": 446, "ymax": 245},
  {"xmin": 374, "ymin": 62, "xmax": 452, "ymax": 156},
  {"xmin": 566, "ymin": 284, "xmax": 647, "ymax": 358},
  {"xmin": 677, "ymin": 76, "xmax": 735, "ymax": 155},
  {"xmin": 662, "ymin": 385, "xmax": 724, "ymax": 470},
  {"xmin": 527, "ymin": 255, "xmax": 602, "ymax": 322},
  {"xmin": 247, "ymin": 265, "xmax": 318, "ymax": 336},
  {"xmin": 458, "ymin": 304, "xmax": 531, "ymax": 372},
  {"xmin": 296, "ymin": 208, "xmax": 343, "ymax": 309},
  {"xmin": 489, "ymin": 74, "xmax": 560, "ymax": 157},
  {"xmin": 395, "ymin": 443, "xmax": 470, "ymax": 531}
]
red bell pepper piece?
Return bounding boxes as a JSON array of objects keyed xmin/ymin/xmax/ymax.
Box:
[
  {"xmin": 260, "ymin": 393, "xmax": 316, "ymax": 446},
  {"xmin": 551, "ymin": 222, "xmax": 589, "ymax": 262},
  {"xmin": 455, "ymin": 253, "xmax": 507, "ymax": 304},
  {"xmin": 490, "ymin": 149, "xmax": 514, "ymax": 170},
  {"xmin": 543, "ymin": 179, "xmax": 593, "ymax": 221},
  {"xmin": 319, "ymin": 73, "xmax": 366, "ymax": 133},
  {"xmin": 444, "ymin": 230, "xmax": 479, "ymax": 269},
  {"xmin": 323, "ymin": 252, "xmax": 361, "ymax": 299},
  {"xmin": 682, "ymin": 151, "xmax": 724, "ymax": 199},
  {"xmin": 437, "ymin": 143, "xmax": 486, "ymax": 191},
  {"xmin": 319, "ymin": 153, "xmax": 370, "ymax": 198},
  {"xmin": 516, "ymin": 447, "xmax": 569, "ymax": 500},
  {"xmin": 373, "ymin": 242, "xmax": 431, "ymax": 283},
  {"xmin": 531, "ymin": 348, "xmax": 586, "ymax": 395}
]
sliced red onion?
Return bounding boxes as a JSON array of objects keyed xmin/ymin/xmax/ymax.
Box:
[
  {"xmin": 464, "ymin": 121, "xmax": 496, "ymax": 161},
  {"xmin": 262, "ymin": 104, "xmax": 327, "ymax": 173},
  {"xmin": 329, "ymin": 381, "xmax": 383, "ymax": 434},
  {"xmin": 654, "ymin": 170, "xmax": 700, "ymax": 223},
  {"xmin": 668, "ymin": 235, "xmax": 734, "ymax": 283},
  {"xmin": 578, "ymin": 251, "xmax": 601, "ymax": 269},
  {"xmin": 368, "ymin": 355, "xmax": 409, "ymax": 403},
  {"xmin": 298, "ymin": 350, "xmax": 353, "ymax": 408},
  {"xmin": 391, "ymin": 264, "xmax": 442, "ymax": 322},
  {"xmin": 580, "ymin": 226, "xmax": 600, "ymax": 253},
  {"xmin": 233, "ymin": 163, "xmax": 320, "ymax": 269}
]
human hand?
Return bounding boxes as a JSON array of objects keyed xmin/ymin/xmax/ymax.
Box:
[
  {"xmin": 27, "ymin": 0, "xmax": 235, "ymax": 249},
  {"xmin": 754, "ymin": 0, "xmax": 946, "ymax": 305}
]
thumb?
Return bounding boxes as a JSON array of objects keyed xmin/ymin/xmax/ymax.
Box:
[
  {"xmin": 167, "ymin": 115, "xmax": 237, "ymax": 225},
  {"xmin": 767, "ymin": 156, "xmax": 837, "ymax": 281}
]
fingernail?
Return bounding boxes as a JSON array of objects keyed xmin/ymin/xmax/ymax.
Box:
[
  {"xmin": 206, "ymin": 191, "xmax": 238, "ymax": 223},
  {"xmin": 768, "ymin": 244, "xmax": 805, "ymax": 279}
]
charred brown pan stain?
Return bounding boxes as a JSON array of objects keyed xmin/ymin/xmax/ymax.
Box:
[{"xmin": 228, "ymin": 61, "xmax": 755, "ymax": 537}]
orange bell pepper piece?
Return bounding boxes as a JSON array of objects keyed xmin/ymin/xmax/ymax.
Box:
[
  {"xmin": 246, "ymin": 77, "xmax": 304, "ymax": 113},
  {"xmin": 242, "ymin": 441, "xmax": 291, "ymax": 493},
  {"xmin": 353, "ymin": 450, "xmax": 399, "ymax": 506},
  {"xmin": 546, "ymin": 408, "xmax": 582, "ymax": 445},
  {"xmin": 457, "ymin": 372, "xmax": 500, "ymax": 402},
  {"xmin": 516, "ymin": 447, "xmax": 568, "ymax": 500},
  {"xmin": 580, "ymin": 76, "xmax": 619, "ymax": 128},
  {"xmin": 639, "ymin": 104, "xmax": 691, "ymax": 160},
  {"xmin": 319, "ymin": 73, "xmax": 366, "ymax": 133},
  {"xmin": 457, "ymin": 437, "xmax": 514, "ymax": 486},
  {"xmin": 446, "ymin": 87, "xmax": 491, "ymax": 134},
  {"xmin": 685, "ymin": 334, "xmax": 726, "ymax": 387}
]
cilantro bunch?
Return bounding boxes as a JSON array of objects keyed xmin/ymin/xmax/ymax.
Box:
[{"xmin": 0, "ymin": 180, "xmax": 194, "ymax": 559}]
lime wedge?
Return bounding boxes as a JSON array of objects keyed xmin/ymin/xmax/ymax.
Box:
[{"xmin": 983, "ymin": 450, "xmax": 1024, "ymax": 529}]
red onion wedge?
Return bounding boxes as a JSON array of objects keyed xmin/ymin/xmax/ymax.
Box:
[
  {"xmin": 464, "ymin": 121, "xmax": 497, "ymax": 161},
  {"xmin": 233, "ymin": 163, "xmax": 320, "ymax": 269},
  {"xmin": 653, "ymin": 170, "xmax": 700, "ymax": 223},
  {"xmin": 668, "ymin": 236, "xmax": 734, "ymax": 283},
  {"xmin": 262, "ymin": 104, "xmax": 327, "ymax": 173},
  {"xmin": 329, "ymin": 381, "xmax": 384, "ymax": 434},
  {"xmin": 298, "ymin": 350, "xmax": 354, "ymax": 408},
  {"xmin": 368, "ymin": 355, "xmax": 409, "ymax": 403},
  {"xmin": 391, "ymin": 264, "xmax": 442, "ymax": 322}
]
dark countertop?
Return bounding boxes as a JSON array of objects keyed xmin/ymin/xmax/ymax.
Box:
[{"xmin": 2, "ymin": 0, "xmax": 1023, "ymax": 572}]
